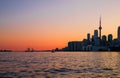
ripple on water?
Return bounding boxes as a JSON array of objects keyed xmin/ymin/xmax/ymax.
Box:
[
  {"xmin": 34, "ymin": 69, "xmax": 41, "ymax": 72},
  {"xmin": 102, "ymin": 68, "xmax": 113, "ymax": 71},
  {"xmin": 0, "ymin": 72, "xmax": 18, "ymax": 77},
  {"xmin": 1, "ymin": 52, "xmax": 120, "ymax": 78},
  {"xmin": 43, "ymin": 68, "xmax": 72, "ymax": 74},
  {"xmin": 82, "ymin": 68, "xmax": 104, "ymax": 73}
]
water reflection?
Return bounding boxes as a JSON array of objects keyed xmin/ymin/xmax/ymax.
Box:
[{"xmin": 0, "ymin": 52, "xmax": 120, "ymax": 78}]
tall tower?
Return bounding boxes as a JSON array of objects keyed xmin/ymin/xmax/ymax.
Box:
[{"xmin": 99, "ymin": 16, "xmax": 102, "ymax": 39}]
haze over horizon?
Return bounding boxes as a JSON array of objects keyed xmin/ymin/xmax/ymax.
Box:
[{"xmin": 1, "ymin": 0, "xmax": 120, "ymax": 50}]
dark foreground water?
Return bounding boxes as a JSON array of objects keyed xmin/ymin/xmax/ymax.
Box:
[{"xmin": 0, "ymin": 52, "xmax": 120, "ymax": 78}]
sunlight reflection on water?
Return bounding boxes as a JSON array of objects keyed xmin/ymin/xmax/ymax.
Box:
[{"xmin": 0, "ymin": 52, "xmax": 120, "ymax": 78}]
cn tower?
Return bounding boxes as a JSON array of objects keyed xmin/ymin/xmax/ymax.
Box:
[{"xmin": 99, "ymin": 16, "xmax": 102, "ymax": 39}]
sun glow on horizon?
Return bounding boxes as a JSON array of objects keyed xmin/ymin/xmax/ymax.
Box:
[{"xmin": 0, "ymin": 0, "xmax": 120, "ymax": 50}]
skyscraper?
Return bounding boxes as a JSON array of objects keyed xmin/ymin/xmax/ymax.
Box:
[
  {"xmin": 99, "ymin": 16, "xmax": 102, "ymax": 39},
  {"xmin": 94, "ymin": 30, "xmax": 100, "ymax": 46},
  {"xmin": 102, "ymin": 35, "xmax": 107, "ymax": 42},
  {"xmin": 108, "ymin": 34, "xmax": 113, "ymax": 47},
  {"xmin": 108, "ymin": 34, "xmax": 113, "ymax": 42},
  {"xmin": 102, "ymin": 35, "xmax": 107, "ymax": 46},
  {"xmin": 87, "ymin": 33, "xmax": 90, "ymax": 45},
  {"xmin": 94, "ymin": 30, "xmax": 98, "ymax": 38},
  {"xmin": 87, "ymin": 33, "xmax": 90, "ymax": 41},
  {"xmin": 118, "ymin": 26, "xmax": 120, "ymax": 41}
]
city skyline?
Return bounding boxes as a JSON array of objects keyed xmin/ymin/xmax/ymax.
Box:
[
  {"xmin": 1, "ymin": 0, "xmax": 120, "ymax": 50},
  {"xmin": 61, "ymin": 18, "xmax": 120, "ymax": 51}
]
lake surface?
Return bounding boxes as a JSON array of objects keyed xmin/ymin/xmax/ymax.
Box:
[{"xmin": 0, "ymin": 52, "xmax": 120, "ymax": 78}]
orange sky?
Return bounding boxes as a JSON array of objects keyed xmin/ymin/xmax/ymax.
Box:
[{"xmin": 0, "ymin": 0, "xmax": 120, "ymax": 50}]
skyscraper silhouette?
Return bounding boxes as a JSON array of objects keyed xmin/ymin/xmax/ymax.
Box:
[
  {"xmin": 118, "ymin": 26, "xmax": 120, "ymax": 41},
  {"xmin": 108, "ymin": 34, "xmax": 113, "ymax": 42},
  {"xmin": 62, "ymin": 16, "xmax": 120, "ymax": 51},
  {"xmin": 94, "ymin": 30, "xmax": 98, "ymax": 38},
  {"xmin": 87, "ymin": 33, "xmax": 90, "ymax": 41},
  {"xmin": 99, "ymin": 16, "xmax": 102, "ymax": 39}
]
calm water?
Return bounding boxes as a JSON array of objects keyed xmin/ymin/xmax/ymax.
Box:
[{"xmin": 0, "ymin": 52, "xmax": 120, "ymax": 78}]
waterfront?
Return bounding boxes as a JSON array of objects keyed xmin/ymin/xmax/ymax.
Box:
[{"xmin": 0, "ymin": 52, "xmax": 120, "ymax": 78}]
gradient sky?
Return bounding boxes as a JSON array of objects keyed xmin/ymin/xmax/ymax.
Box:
[{"xmin": 0, "ymin": 0, "xmax": 120, "ymax": 50}]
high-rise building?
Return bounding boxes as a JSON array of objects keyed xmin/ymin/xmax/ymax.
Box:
[
  {"xmin": 87, "ymin": 33, "xmax": 91, "ymax": 45},
  {"xmin": 102, "ymin": 35, "xmax": 107, "ymax": 42},
  {"xmin": 118, "ymin": 26, "xmax": 120, "ymax": 41},
  {"xmin": 94, "ymin": 30, "xmax": 98, "ymax": 38},
  {"xmin": 108, "ymin": 34, "xmax": 113, "ymax": 47},
  {"xmin": 108, "ymin": 34, "xmax": 113, "ymax": 42},
  {"xmin": 87, "ymin": 33, "xmax": 90, "ymax": 41},
  {"xmin": 99, "ymin": 16, "xmax": 102, "ymax": 39},
  {"xmin": 91, "ymin": 35, "xmax": 94, "ymax": 45},
  {"xmin": 102, "ymin": 35, "xmax": 107, "ymax": 46},
  {"xmin": 94, "ymin": 30, "xmax": 100, "ymax": 46}
]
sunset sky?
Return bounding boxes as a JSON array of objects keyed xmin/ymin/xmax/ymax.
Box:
[{"xmin": 0, "ymin": 0, "xmax": 120, "ymax": 50}]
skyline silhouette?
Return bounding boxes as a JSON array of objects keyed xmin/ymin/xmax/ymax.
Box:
[{"xmin": 61, "ymin": 18, "xmax": 120, "ymax": 51}]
